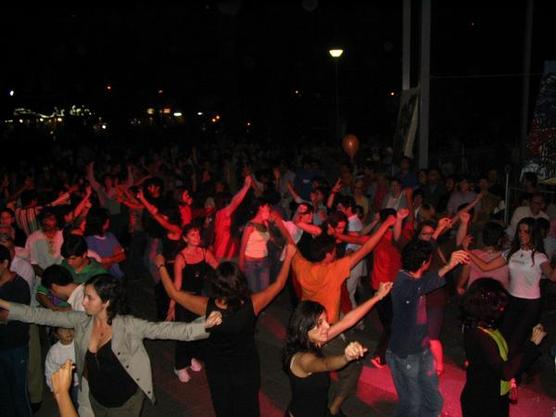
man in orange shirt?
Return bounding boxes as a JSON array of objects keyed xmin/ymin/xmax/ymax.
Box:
[{"xmin": 292, "ymin": 214, "xmax": 395, "ymax": 417}]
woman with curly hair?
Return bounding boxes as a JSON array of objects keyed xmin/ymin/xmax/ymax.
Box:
[
  {"xmin": 1, "ymin": 273, "xmax": 221, "ymax": 417},
  {"xmin": 460, "ymin": 278, "xmax": 546, "ymax": 417}
]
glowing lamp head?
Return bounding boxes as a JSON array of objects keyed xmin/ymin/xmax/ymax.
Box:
[{"xmin": 329, "ymin": 49, "xmax": 343, "ymax": 58}]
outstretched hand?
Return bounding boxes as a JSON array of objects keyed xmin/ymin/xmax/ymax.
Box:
[
  {"xmin": 530, "ymin": 323, "xmax": 547, "ymax": 345},
  {"xmin": 205, "ymin": 311, "xmax": 223, "ymax": 329},
  {"xmin": 344, "ymin": 342, "xmax": 368, "ymax": 361},
  {"xmin": 448, "ymin": 250, "xmax": 470, "ymax": 268},
  {"xmin": 375, "ymin": 282, "xmax": 393, "ymax": 300}
]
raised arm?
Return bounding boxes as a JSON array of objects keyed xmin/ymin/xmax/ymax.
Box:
[
  {"xmin": 269, "ymin": 210, "xmax": 295, "ymax": 245},
  {"xmin": 432, "ymin": 217, "xmax": 453, "ymax": 241},
  {"xmin": 326, "ymin": 179, "xmax": 342, "ymax": 209},
  {"xmin": 224, "ymin": 175, "xmax": 253, "ymax": 215},
  {"xmin": 295, "ymin": 220, "xmax": 322, "ymax": 237},
  {"xmin": 137, "ymin": 189, "xmax": 181, "ymax": 235},
  {"xmin": 348, "ymin": 215, "xmax": 396, "ymax": 268},
  {"xmin": 393, "ymin": 208, "xmax": 409, "ymax": 242},
  {"xmin": 86, "ymin": 162, "xmax": 101, "ymax": 191},
  {"xmin": 455, "ymin": 211, "xmax": 471, "ymax": 247},
  {"xmin": 68, "ymin": 185, "xmax": 93, "ymax": 222},
  {"xmin": 251, "ymin": 244, "xmax": 296, "ymax": 315},
  {"xmin": 286, "ymin": 181, "xmax": 304, "ymax": 204},
  {"xmin": 361, "ymin": 212, "xmax": 380, "ymax": 235},
  {"xmin": 438, "ymin": 250, "xmax": 470, "ymax": 277},
  {"xmin": 155, "ymin": 254, "xmax": 208, "ymax": 316},
  {"xmin": 327, "ymin": 281, "xmax": 393, "ymax": 340}
]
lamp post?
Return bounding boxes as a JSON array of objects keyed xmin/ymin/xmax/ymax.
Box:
[{"xmin": 329, "ymin": 48, "xmax": 343, "ymax": 140}]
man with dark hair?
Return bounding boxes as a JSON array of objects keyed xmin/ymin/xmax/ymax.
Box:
[
  {"xmin": 35, "ymin": 235, "xmax": 105, "ymax": 311},
  {"xmin": 387, "ymin": 240, "xmax": 469, "ymax": 417},
  {"xmin": 292, "ymin": 214, "xmax": 396, "ymax": 416},
  {"xmin": 41, "ymin": 265, "xmax": 86, "ymax": 312},
  {"xmin": 0, "ymin": 244, "xmax": 32, "ymax": 417},
  {"xmin": 24, "ymin": 208, "xmax": 64, "ymax": 278}
]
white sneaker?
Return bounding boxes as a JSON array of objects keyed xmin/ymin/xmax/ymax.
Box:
[
  {"xmin": 174, "ymin": 368, "xmax": 191, "ymax": 383},
  {"xmin": 190, "ymin": 358, "xmax": 203, "ymax": 372}
]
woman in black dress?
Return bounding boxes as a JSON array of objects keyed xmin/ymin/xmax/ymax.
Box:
[
  {"xmin": 156, "ymin": 244, "xmax": 296, "ymax": 417},
  {"xmin": 460, "ymin": 278, "xmax": 546, "ymax": 417}
]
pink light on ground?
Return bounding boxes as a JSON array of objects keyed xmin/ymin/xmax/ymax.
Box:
[
  {"xmin": 333, "ymin": 357, "xmax": 555, "ymax": 417},
  {"xmin": 259, "ymin": 391, "xmax": 286, "ymax": 417},
  {"xmin": 258, "ymin": 313, "xmax": 287, "ymax": 343}
]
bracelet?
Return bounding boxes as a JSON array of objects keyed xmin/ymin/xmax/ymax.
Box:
[{"xmin": 156, "ymin": 264, "xmax": 166, "ymax": 270}]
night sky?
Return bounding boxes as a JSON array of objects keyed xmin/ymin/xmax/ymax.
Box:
[{"xmin": 1, "ymin": 1, "xmax": 555, "ymax": 150}]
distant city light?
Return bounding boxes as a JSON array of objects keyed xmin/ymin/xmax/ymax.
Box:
[
  {"xmin": 106, "ymin": 85, "xmax": 112, "ymax": 91},
  {"xmin": 246, "ymin": 121, "xmax": 251, "ymax": 127},
  {"xmin": 215, "ymin": 114, "xmax": 220, "ymax": 120},
  {"xmin": 173, "ymin": 112, "xmax": 182, "ymax": 117},
  {"xmin": 56, "ymin": 117, "xmax": 63, "ymax": 122},
  {"xmin": 19, "ymin": 119, "xmax": 23, "ymax": 123},
  {"xmin": 101, "ymin": 123, "xmax": 107, "ymax": 129},
  {"xmin": 197, "ymin": 111, "xmax": 203, "ymax": 116},
  {"xmin": 389, "ymin": 91, "xmax": 395, "ymax": 96},
  {"xmin": 146, "ymin": 108, "xmax": 155, "ymax": 115},
  {"xmin": 328, "ymin": 49, "xmax": 344, "ymax": 58},
  {"xmin": 158, "ymin": 89, "xmax": 164, "ymax": 95},
  {"xmin": 211, "ymin": 118, "xmax": 216, "ymax": 123},
  {"xmin": 39, "ymin": 118, "xmax": 44, "ymax": 122},
  {"xmin": 9, "ymin": 90, "xmax": 14, "ymax": 97},
  {"xmin": 162, "ymin": 108, "xmax": 171, "ymax": 114}
]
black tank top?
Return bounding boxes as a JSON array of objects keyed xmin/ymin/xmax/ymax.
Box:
[
  {"xmin": 85, "ymin": 341, "xmax": 138, "ymax": 407},
  {"xmin": 175, "ymin": 250, "xmax": 209, "ymax": 322},
  {"xmin": 287, "ymin": 355, "xmax": 330, "ymax": 417}
]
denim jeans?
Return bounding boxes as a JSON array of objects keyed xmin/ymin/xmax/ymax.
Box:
[
  {"xmin": 0, "ymin": 345, "xmax": 32, "ymax": 417},
  {"xmin": 244, "ymin": 257, "xmax": 270, "ymax": 293},
  {"xmin": 386, "ymin": 348, "xmax": 442, "ymax": 417}
]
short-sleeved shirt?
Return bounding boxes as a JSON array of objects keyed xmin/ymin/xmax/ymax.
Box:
[
  {"xmin": 389, "ymin": 270, "xmax": 445, "ymax": 357},
  {"xmin": 505, "ymin": 249, "xmax": 548, "ymax": 299},
  {"xmin": 36, "ymin": 258, "xmax": 106, "ymax": 301},
  {"xmin": 292, "ymin": 253, "xmax": 351, "ymax": 324}
]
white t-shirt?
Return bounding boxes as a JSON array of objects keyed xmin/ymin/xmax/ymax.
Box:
[
  {"xmin": 24, "ymin": 230, "xmax": 64, "ymax": 270},
  {"xmin": 505, "ymin": 249, "xmax": 548, "ymax": 299},
  {"xmin": 44, "ymin": 341, "xmax": 78, "ymax": 391},
  {"xmin": 67, "ymin": 284, "xmax": 85, "ymax": 312}
]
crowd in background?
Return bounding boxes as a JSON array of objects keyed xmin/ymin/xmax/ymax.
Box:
[{"xmin": 1, "ymin": 136, "xmax": 555, "ymax": 417}]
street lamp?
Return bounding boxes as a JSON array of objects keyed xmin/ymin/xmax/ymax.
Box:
[{"xmin": 329, "ymin": 48, "xmax": 344, "ymax": 139}]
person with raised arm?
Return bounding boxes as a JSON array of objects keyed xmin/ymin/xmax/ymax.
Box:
[
  {"xmin": 283, "ymin": 280, "xmax": 392, "ymax": 417},
  {"xmin": 157, "ymin": 244, "xmax": 296, "ymax": 417}
]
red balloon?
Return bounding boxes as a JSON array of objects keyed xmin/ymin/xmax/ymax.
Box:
[{"xmin": 342, "ymin": 134, "xmax": 359, "ymax": 159}]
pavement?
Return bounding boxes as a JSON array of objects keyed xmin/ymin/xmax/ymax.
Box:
[{"xmin": 35, "ymin": 264, "xmax": 556, "ymax": 417}]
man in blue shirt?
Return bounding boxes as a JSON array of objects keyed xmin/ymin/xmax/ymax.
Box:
[{"xmin": 387, "ymin": 239, "xmax": 468, "ymax": 417}]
